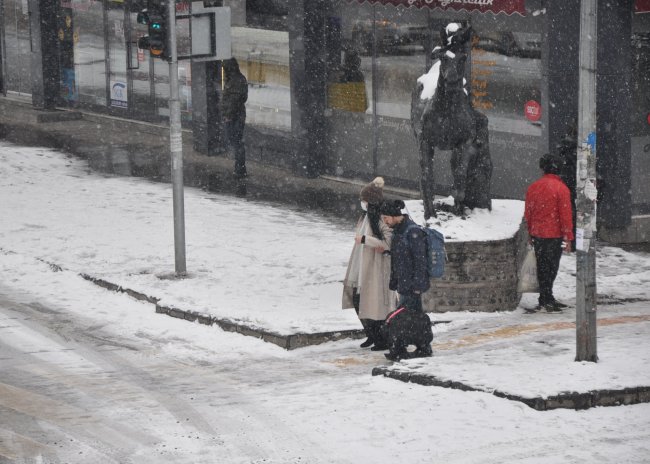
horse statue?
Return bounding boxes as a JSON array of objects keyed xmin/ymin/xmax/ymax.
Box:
[{"xmin": 411, "ymin": 23, "xmax": 493, "ymax": 219}]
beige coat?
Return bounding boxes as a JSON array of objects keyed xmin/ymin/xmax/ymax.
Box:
[{"xmin": 342, "ymin": 216, "xmax": 397, "ymax": 320}]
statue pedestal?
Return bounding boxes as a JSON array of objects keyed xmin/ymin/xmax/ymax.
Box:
[{"xmin": 405, "ymin": 198, "xmax": 526, "ymax": 313}]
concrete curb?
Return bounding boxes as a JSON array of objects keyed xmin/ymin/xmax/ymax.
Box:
[
  {"xmin": 371, "ymin": 367, "xmax": 650, "ymax": 411},
  {"xmin": 79, "ymin": 273, "xmax": 364, "ymax": 350}
]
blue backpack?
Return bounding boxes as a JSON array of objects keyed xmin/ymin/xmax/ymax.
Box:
[{"xmin": 406, "ymin": 224, "xmax": 446, "ymax": 279}]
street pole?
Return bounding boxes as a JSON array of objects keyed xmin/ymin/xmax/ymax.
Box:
[
  {"xmin": 168, "ymin": 0, "xmax": 187, "ymax": 276},
  {"xmin": 575, "ymin": 0, "xmax": 598, "ymax": 362}
]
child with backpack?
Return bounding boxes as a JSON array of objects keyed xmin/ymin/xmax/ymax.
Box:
[{"xmin": 379, "ymin": 199, "xmax": 444, "ymax": 360}]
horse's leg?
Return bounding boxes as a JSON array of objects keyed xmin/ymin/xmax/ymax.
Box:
[
  {"xmin": 465, "ymin": 113, "xmax": 493, "ymax": 210},
  {"xmin": 451, "ymin": 140, "xmax": 477, "ymax": 214},
  {"xmin": 419, "ymin": 136, "xmax": 437, "ymax": 219}
]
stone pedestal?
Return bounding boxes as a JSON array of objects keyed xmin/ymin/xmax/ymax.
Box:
[
  {"xmin": 423, "ymin": 225, "xmax": 526, "ymax": 312},
  {"xmin": 406, "ymin": 198, "xmax": 526, "ymax": 313}
]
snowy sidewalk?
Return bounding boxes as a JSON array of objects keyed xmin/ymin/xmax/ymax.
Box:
[
  {"xmin": 0, "ymin": 141, "xmax": 521, "ymax": 343},
  {"xmin": 3, "ymin": 141, "xmax": 650, "ymax": 410},
  {"xmin": 1, "ymin": 141, "xmax": 361, "ymax": 338},
  {"xmin": 375, "ymin": 284, "xmax": 650, "ymax": 410}
]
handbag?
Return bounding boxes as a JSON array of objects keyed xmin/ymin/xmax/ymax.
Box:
[{"xmin": 517, "ymin": 246, "xmax": 539, "ymax": 293}]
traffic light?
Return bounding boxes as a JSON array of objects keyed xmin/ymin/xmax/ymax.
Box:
[{"xmin": 137, "ymin": 1, "xmax": 170, "ymax": 61}]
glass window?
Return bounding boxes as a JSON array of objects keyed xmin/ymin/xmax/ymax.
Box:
[
  {"xmin": 229, "ymin": 1, "xmax": 291, "ymax": 131},
  {"xmin": 107, "ymin": 1, "xmax": 129, "ymax": 109},
  {"xmin": 245, "ymin": 0, "xmax": 288, "ymax": 31},
  {"xmin": 631, "ymin": 12, "xmax": 650, "ymax": 209},
  {"xmin": 326, "ymin": 1, "xmax": 542, "ymax": 199},
  {"xmin": 3, "ymin": 0, "xmax": 32, "ymax": 95},
  {"xmin": 72, "ymin": 1, "xmax": 108, "ymax": 106}
]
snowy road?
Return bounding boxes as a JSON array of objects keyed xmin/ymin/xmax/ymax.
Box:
[
  {"xmin": 1, "ymin": 259, "xmax": 650, "ymax": 463},
  {"xmin": 2, "ymin": 142, "xmax": 650, "ymax": 463},
  {"xmin": 0, "ymin": 282, "xmax": 354, "ymax": 463}
]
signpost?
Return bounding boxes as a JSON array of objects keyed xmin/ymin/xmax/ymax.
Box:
[
  {"xmin": 138, "ymin": 2, "xmax": 230, "ymax": 277},
  {"xmin": 168, "ymin": 0, "xmax": 186, "ymax": 276},
  {"xmin": 575, "ymin": 0, "xmax": 598, "ymax": 362}
]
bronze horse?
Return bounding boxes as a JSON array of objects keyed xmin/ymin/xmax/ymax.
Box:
[{"xmin": 411, "ymin": 23, "xmax": 492, "ymax": 219}]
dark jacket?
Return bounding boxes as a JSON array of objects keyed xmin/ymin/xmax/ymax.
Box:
[
  {"xmin": 524, "ymin": 174, "xmax": 574, "ymax": 240},
  {"xmin": 221, "ymin": 59, "xmax": 248, "ymax": 121},
  {"xmin": 389, "ymin": 216, "xmax": 431, "ymax": 295}
]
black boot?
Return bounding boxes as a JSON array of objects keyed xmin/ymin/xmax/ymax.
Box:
[
  {"xmin": 369, "ymin": 321, "xmax": 388, "ymax": 350},
  {"xmin": 360, "ymin": 337, "xmax": 374, "ymax": 348},
  {"xmin": 359, "ymin": 319, "xmax": 374, "ymax": 348}
]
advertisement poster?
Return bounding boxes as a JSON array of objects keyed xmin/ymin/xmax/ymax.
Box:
[
  {"xmin": 110, "ymin": 81, "xmax": 128, "ymax": 108},
  {"xmin": 61, "ymin": 68, "xmax": 78, "ymax": 103}
]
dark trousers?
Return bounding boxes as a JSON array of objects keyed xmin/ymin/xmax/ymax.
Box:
[
  {"xmin": 532, "ymin": 237, "xmax": 563, "ymax": 305},
  {"xmin": 398, "ymin": 292, "xmax": 423, "ymax": 313},
  {"xmin": 226, "ymin": 117, "xmax": 246, "ymax": 175}
]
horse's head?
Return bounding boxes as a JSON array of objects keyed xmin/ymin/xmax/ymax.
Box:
[
  {"xmin": 436, "ymin": 23, "xmax": 472, "ymax": 54},
  {"xmin": 430, "ymin": 23, "xmax": 471, "ymax": 90}
]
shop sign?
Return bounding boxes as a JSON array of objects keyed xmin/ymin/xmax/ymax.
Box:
[
  {"xmin": 635, "ymin": 0, "xmax": 650, "ymax": 13},
  {"xmin": 110, "ymin": 81, "xmax": 128, "ymax": 108},
  {"xmin": 524, "ymin": 100, "xmax": 541, "ymax": 122},
  {"xmin": 349, "ymin": 0, "xmax": 526, "ymax": 15}
]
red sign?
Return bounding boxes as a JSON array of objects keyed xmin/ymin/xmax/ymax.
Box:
[
  {"xmin": 350, "ymin": 0, "xmax": 526, "ymax": 15},
  {"xmin": 524, "ymin": 100, "xmax": 541, "ymax": 122},
  {"xmin": 647, "ymin": 112, "xmax": 650, "ymax": 125},
  {"xmin": 636, "ymin": 0, "xmax": 650, "ymax": 13}
]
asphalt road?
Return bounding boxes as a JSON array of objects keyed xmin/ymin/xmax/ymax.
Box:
[{"xmin": 0, "ymin": 292, "xmax": 345, "ymax": 464}]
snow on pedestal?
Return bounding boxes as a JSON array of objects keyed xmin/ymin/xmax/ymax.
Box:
[{"xmin": 405, "ymin": 197, "xmax": 525, "ymax": 312}]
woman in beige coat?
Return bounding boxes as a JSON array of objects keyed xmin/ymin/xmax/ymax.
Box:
[{"xmin": 342, "ymin": 177, "xmax": 397, "ymax": 349}]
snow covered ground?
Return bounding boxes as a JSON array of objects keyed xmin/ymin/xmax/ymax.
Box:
[
  {"xmin": 1, "ymin": 141, "xmax": 650, "ymax": 462},
  {"xmin": 0, "ymin": 141, "xmax": 523, "ymax": 335}
]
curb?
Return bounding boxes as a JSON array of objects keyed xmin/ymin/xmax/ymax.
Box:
[
  {"xmin": 79, "ymin": 273, "xmax": 364, "ymax": 350},
  {"xmin": 371, "ymin": 367, "xmax": 650, "ymax": 411}
]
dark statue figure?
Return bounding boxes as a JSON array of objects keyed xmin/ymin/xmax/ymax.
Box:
[{"xmin": 411, "ymin": 23, "xmax": 493, "ymax": 219}]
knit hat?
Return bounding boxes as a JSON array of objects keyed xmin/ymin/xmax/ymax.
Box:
[
  {"xmin": 380, "ymin": 199, "xmax": 406, "ymax": 217},
  {"xmin": 539, "ymin": 153, "xmax": 562, "ymax": 174},
  {"xmin": 360, "ymin": 177, "xmax": 385, "ymax": 204}
]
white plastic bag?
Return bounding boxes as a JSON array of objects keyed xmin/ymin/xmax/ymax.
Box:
[{"xmin": 517, "ymin": 246, "xmax": 539, "ymax": 293}]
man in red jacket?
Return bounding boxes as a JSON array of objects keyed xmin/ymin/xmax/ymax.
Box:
[{"xmin": 524, "ymin": 153, "xmax": 574, "ymax": 312}]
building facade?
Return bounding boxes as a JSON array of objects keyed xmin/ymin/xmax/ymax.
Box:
[{"xmin": 1, "ymin": 0, "xmax": 649, "ymax": 235}]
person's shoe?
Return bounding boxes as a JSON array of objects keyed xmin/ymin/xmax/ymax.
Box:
[
  {"xmin": 412, "ymin": 346, "xmax": 433, "ymax": 358},
  {"xmin": 360, "ymin": 338, "xmax": 374, "ymax": 348},
  {"xmin": 544, "ymin": 302, "xmax": 562, "ymax": 313},
  {"xmin": 384, "ymin": 351, "xmax": 407, "ymax": 362},
  {"xmin": 370, "ymin": 343, "xmax": 389, "ymax": 351},
  {"xmin": 552, "ymin": 300, "xmax": 568, "ymax": 308}
]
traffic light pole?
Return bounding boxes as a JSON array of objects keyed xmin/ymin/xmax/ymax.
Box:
[
  {"xmin": 168, "ymin": 0, "xmax": 187, "ymax": 276},
  {"xmin": 575, "ymin": 0, "xmax": 598, "ymax": 362}
]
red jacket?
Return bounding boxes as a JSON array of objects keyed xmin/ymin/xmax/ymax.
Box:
[{"xmin": 525, "ymin": 174, "xmax": 574, "ymax": 240}]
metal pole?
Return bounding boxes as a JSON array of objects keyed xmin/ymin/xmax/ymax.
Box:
[
  {"xmin": 168, "ymin": 0, "xmax": 187, "ymax": 276},
  {"xmin": 575, "ymin": 0, "xmax": 598, "ymax": 362}
]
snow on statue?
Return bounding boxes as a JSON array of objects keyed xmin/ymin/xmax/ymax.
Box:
[{"xmin": 411, "ymin": 22, "xmax": 493, "ymax": 219}]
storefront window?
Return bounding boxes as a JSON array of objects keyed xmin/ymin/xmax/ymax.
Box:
[
  {"xmin": 107, "ymin": 2, "xmax": 129, "ymax": 110},
  {"xmin": 631, "ymin": 11, "xmax": 650, "ymax": 209},
  {"xmin": 326, "ymin": 1, "xmax": 542, "ymax": 198},
  {"xmin": 72, "ymin": 1, "xmax": 107, "ymax": 106},
  {"xmin": 3, "ymin": 0, "xmax": 32, "ymax": 95},
  {"xmin": 229, "ymin": 1, "xmax": 291, "ymax": 131}
]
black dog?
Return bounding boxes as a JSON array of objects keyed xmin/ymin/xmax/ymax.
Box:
[{"xmin": 381, "ymin": 307, "xmax": 433, "ymax": 361}]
